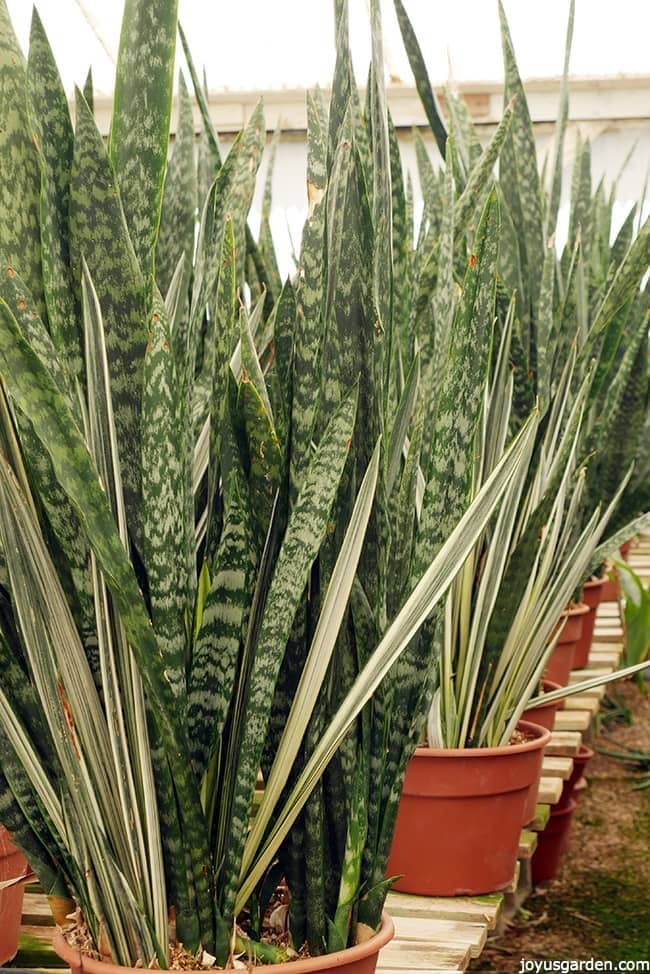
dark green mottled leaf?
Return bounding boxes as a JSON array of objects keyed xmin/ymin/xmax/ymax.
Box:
[
  {"xmin": 156, "ymin": 72, "xmax": 197, "ymax": 300},
  {"xmin": 109, "ymin": 0, "xmax": 179, "ymax": 278},
  {"xmin": 393, "ymin": 0, "xmax": 447, "ymax": 157},
  {"xmin": 0, "ymin": 295, "xmax": 213, "ymax": 950},
  {"xmin": 258, "ymin": 125, "xmax": 282, "ymax": 299},
  {"xmin": 26, "ymin": 10, "xmax": 80, "ymax": 379},
  {"xmin": 498, "ymin": 0, "xmax": 544, "ymax": 308},
  {"xmin": 290, "ymin": 205, "xmax": 325, "ymax": 497},
  {"xmin": 142, "ymin": 293, "xmax": 187, "ymax": 702},
  {"xmin": 188, "ymin": 472, "xmax": 257, "ymax": 779},
  {"xmin": 70, "ymin": 90, "xmax": 147, "ymax": 552},
  {"xmin": 545, "ymin": 0, "xmax": 574, "ymax": 238},
  {"xmin": 221, "ymin": 385, "xmax": 358, "ymax": 919},
  {"xmin": 0, "ymin": 0, "xmax": 44, "ymax": 316},
  {"xmin": 414, "ymin": 189, "xmax": 500, "ymax": 575}
]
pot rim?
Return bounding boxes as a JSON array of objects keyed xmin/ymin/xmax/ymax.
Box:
[
  {"xmin": 414, "ymin": 720, "xmax": 551, "ymax": 759},
  {"xmin": 583, "ymin": 574, "xmax": 607, "ymax": 589},
  {"xmin": 549, "ymin": 796, "xmax": 577, "ymax": 818},
  {"xmin": 560, "ymin": 602, "xmax": 590, "ymax": 619},
  {"xmin": 53, "ymin": 913, "xmax": 395, "ymax": 974}
]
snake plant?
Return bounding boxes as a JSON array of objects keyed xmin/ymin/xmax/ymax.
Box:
[{"xmin": 0, "ymin": 0, "xmax": 536, "ymax": 967}]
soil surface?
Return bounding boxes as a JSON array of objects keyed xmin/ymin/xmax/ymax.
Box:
[{"xmin": 470, "ymin": 679, "xmax": 650, "ymax": 973}]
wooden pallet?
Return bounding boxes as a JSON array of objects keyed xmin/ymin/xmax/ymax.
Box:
[{"xmin": 378, "ymin": 891, "xmax": 503, "ymax": 972}]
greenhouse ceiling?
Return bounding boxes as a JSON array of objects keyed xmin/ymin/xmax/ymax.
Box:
[{"xmin": 5, "ymin": 0, "xmax": 650, "ymax": 99}]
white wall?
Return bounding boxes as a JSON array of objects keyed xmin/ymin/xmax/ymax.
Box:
[{"xmin": 249, "ymin": 117, "xmax": 650, "ymax": 280}]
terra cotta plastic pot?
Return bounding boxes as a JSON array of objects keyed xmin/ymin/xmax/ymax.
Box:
[
  {"xmin": 557, "ymin": 744, "xmax": 594, "ymax": 809},
  {"xmin": 522, "ymin": 679, "xmax": 564, "ymax": 731},
  {"xmin": 619, "ymin": 540, "xmax": 633, "ymax": 561},
  {"xmin": 0, "ymin": 825, "xmax": 30, "ymax": 965},
  {"xmin": 544, "ymin": 603, "xmax": 589, "ymax": 685},
  {"xmin": 386, "ymin": 720, "xmax": 551, "ymax": 896},
  {"xmin": 573, "ymin": 577, "xmax": 607, "ymax": 669},
  {"xmin": 53, "ymin": 914, "xmax": 394, "ymax": 974},
  {"xmin": 600, "ymin": 560, "xmax": 620, "ymax": 603},
  {"xmin": 531, "ymin": 798, "xmax": 577, "ymax": 884}
]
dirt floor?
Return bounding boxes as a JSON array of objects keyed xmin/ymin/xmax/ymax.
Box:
[{"xmin": 470, "ymin": 680, "xmax": 650, "ymax": 973}]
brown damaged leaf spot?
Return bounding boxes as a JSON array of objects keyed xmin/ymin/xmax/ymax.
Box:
[
  {"xmin": 468, "ymin": 253, "xmax": 477, "ymax": 268},
  {"xmin": 16, "ymin": 300, "xmax": 26, "ymax": 311},
  {"xmin": 6, "ymin": 267, "xmax": 16, "ymax": 278},
  {"xmin": 56, "ymin": 682, "xmax": 81, "ymax": 760}
]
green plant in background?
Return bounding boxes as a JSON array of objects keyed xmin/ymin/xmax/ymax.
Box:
[
  {"xmin": 398, "ymin": 0, "xmax": 649, "ymax": 746},
  {"xmin": 616, "ymin": 561, "xmax": 650, "ymax": 684}
]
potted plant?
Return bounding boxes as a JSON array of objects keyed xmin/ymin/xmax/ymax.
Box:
[
  {"xmin": 0, "ymin": 826, "xmax": 31, "ymax": 964},
  {"xmin": 383, "ymin": 0, "xmax": 649, "ymax": 897},
  {"xmin": 0, "ymin": 0, "xmax": 534, "ymax": 969}
]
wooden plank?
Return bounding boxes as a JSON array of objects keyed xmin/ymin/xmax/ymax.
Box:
[
  {"xmin": 546, "ymin": 730, "xmax": 581, "ymax": 756},
  {"xmin": 570, "ymin": 667, "xmax": 610, "ymax": 682},
  {"xmin": 596, "ymin": 603, "xmax": 621, "ymax": 618},
  {"xmin": 378, "ymin": 938, "xmax": 470, "ymax": 970},
  {"xmin": 565, "ymin": 695, "xmax": 600, "ymax": 716},
  {"xmin": 587, "ymin": 655, "xmax": 620, "ymax": 672},
  {"xmin": 22, "ymin": 890, "xmax": 55, "ymax": 925},
  {"xmin": 391, "ymin": 916, "xmax": 487, "ymax": 957},
  {"xmin": 536, "ymin": 776, "xmax": 562, "ymax": 805},
  {"xmin": 385, "ymin": 891, "xmax": 502, "ymax": 930},
  {"xmin": 589, "ymin": 647, "xmax": 622, "ymax": 662},
  {"xmin": 554, "ymin": 710, "xmax": 591, "ymax": 732},
  {"xmin": 518, "ymin": 830, "xmax": 538, "ymax": 860},
  {"xmin": 591, "ymin": 639, "xmax": 623, "ymax": 650},
  {"xmin": 591, "ymin": 628, "xmax": 624, "ymax": 643},
  {"xmin": 542, "ymin": 756, "xmax": 573, "ymax": 779}
]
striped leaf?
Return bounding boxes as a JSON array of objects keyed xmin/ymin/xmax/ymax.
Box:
[
  {"xmin": 156, "ymin": 72, "xmax": 197, "ymax": 300},
  {"xmin": 498, "ymin": 1, "xmax": 544, "ymax": 308},
  {"xmin": 0, "ymin": 0, "xmax": 44, "ymax": 317},
  {"xmin": 0, "ymin": 297, "xmax": 214, "ymax": 950},
  {"xmin": 205, "ymin": 217, "xmax": 237, "ymax": 561},
  {"xmin": 238, "ymin": 312, "xmax": 284, "ymax": 538},
  {"xmin": 221, "ymin": 385, "xmax": 359, "ymax": 919},
  {"xmin": 188, "ymin": 472, "xmax": 257, "ymax": 779},
  {"xmin": 237, "ymin": 412, "xmax": 538, "ymax": 913},
  {"xmin": 290, "ymin": 205, "xmax": 325, "ymax": 496},
  {"xmin": 369, "ymin": 0, "xmax": 393, "ymax": 395},
  {"xmin": 178, "ymin": 24, "xmax": 221, "ymax": 166},
  {"xmin": 109, "ymin": 0, "xmax": 179, "ymax": 279},
  {"xmin": 307, "ymin": 88, "xmax": 328, "ymax": 206},
  {"xmin": 258, "ymin": 125, "xmax": 282, "ymax": 299},
  {"xmin": 414, "ymin": 189, "xmax": 500, "ymax": 575},
  {"xmin": 83, "ymin": 67, "xmax": 94, "ymax": 113},
  {"xmin": 591, "ymin": 214, "xmax": 649, "ymax": 336},
  {"xmin": 26, "ymin": 10, "xmax": 80, "ymax": 380},
  {"xmin": 141, "ymin": 291, "xmax": 187, "ymax": 702},
  {"xmin": 454, "ymin": 99, "xmax": 514, "ymax": 234},
  {"xmin": 70, "ymin": 89, "xmax": 147, "ymax": 552},
  {"xmin": 393, "ymin": 0, "xmax": 447, "ymax": 157},
  {"xmin": 568, "ymin": 137, "xmax": 592, "ymax": 264},
  {"xmin": 544, "ymin": 0, "xmax": 575, "ymax": 239}
]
